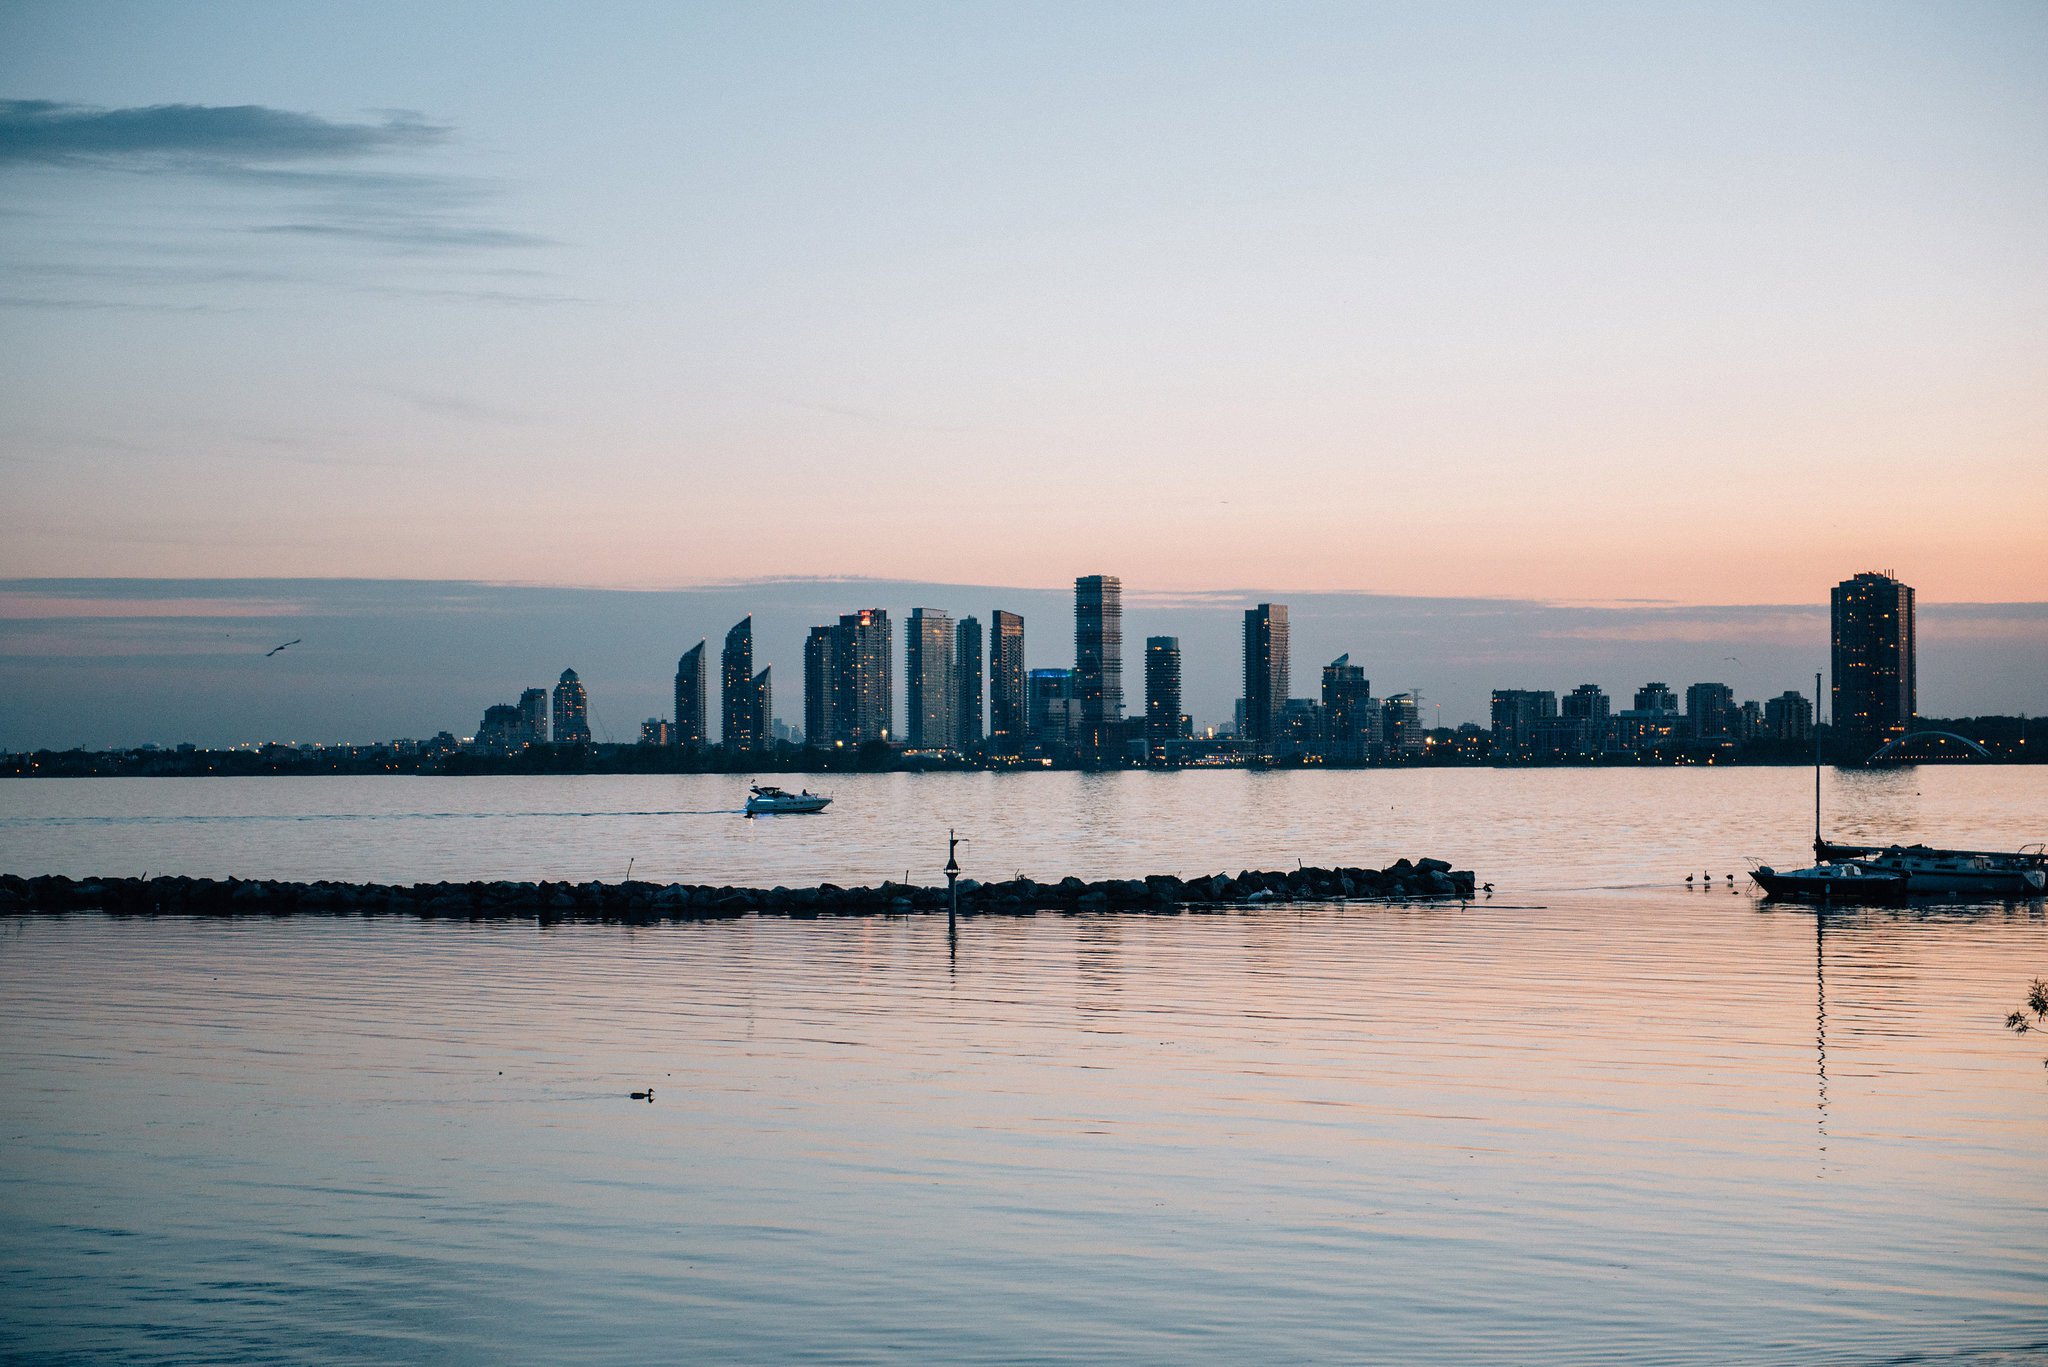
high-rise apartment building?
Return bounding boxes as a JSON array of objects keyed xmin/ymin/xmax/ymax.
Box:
[
  {"xmin": 1832, "ymin": 571, "xmax": 1915, "ymax": 743},
  {"xmin": 1382, "ymin": 692, "xmax": 1425, "ymax": 757},
  {"xmin": 832, "ymin": 609, "xmax": 892, "ymax": 744},
  {"xmin": 749, "ymin": 667, "xmax": 772, "ymax": 752},
  {"xmin": 1144, "ymin": 636, "xmax": 1183, "ymax": 754},
  {"xmin": 803, "ymin": 626, "xmax": 838, "ymax": 747},
  {"xmin": 1685, "ymin": 682, "xmax": 1737, "ymax": 741},
  {"xmin": 721, "ymin": 617, "xmax": 766, "ymax": 751},
  {"xmin": 1028, "ymin": 668, "xmax": 1080, "ymax": 750},
  {"xmin": 1242, "ymin": 603, "xmax": 1290, "ymax": 749},
  {"xmin": 1765, "ymin": 689, "xmax": 1814, "ymax": 742},
  {"xmin": 1074, "ymin": 576, "xmax": 1123, "ymax": 729},
  {"xmin": 906, "ymin": 608, "xmax": 956, "ymax": 748},
  {"xmin": 1321, "ymin": 655, "xmax": 1372, "ymax": 762},
  {"xmin": 552, "ymin": 668, "xmax": 591, "ymax": 745},
  {"xmin": 1490, "ymin": 688, "xmax": 1557, "ymax": 763},
  {"xmin": 988, "ymin": 610, "xmax": 1027, "ymax": 753},
  {"xmin": 1633, "ymin": 682, "xmax": 1679, "ymax": 713},
  {"xmin": 955, "ymin": 616, "xmax": 983, "ymax": 750},
  {"xmin": 517, "ymin": 687, "xmax": 549, "ymax": 746},
  {"xmin": 673, "ymin": 641, "xmax": 706, "ymax": 748}
]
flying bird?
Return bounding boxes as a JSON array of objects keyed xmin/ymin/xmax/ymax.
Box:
[
  {"xmin": 265, "ymin": 639, "xmax": 302, "ymax": 657},
  {"xmin": 1724, "ymin": 655, "xmax": 1744, "ymax": 666}
]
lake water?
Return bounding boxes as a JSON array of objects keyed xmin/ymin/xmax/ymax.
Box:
[{"xmin": 2, "ymin": 768, "xmax": 2045, "ymax": 1364}]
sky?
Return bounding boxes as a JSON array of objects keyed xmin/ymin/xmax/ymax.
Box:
[
  {"xmin": 1, "ymin": 2, "xmax": 2043, "ymax": 600},
  {"xmin": 1, "ymin": 3, "xmax": 2044, "ymax": 743}
]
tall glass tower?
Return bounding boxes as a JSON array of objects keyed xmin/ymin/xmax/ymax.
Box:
[
  {"xmin": 1831, "ymin": 571, "xmax": 1915, "ymax": 743},
  {"xmin": 1074, "ymin": 575, "xmax": 1123, "ymax": 728},
  {"xmin": 1242, "ymin": 603, "xmax": 1289, "ymax": 748}
]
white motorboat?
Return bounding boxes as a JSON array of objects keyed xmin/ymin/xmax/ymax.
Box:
[{"xmin": 744, "ymin": 784, "xmax": 831, "ymax": 815}]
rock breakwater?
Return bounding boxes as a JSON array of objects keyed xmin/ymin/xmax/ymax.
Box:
[{"xmin": 0, "ymin": 860, "xmax": 1477, "ymax": 922}]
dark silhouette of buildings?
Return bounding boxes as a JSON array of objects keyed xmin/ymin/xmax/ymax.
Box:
[
  {"xmin": 1321, "ymin": 655, "xmax": 1372, "ymax": 761},
  {"xmin": 1832, "ymin": 570, "xmax": 1916, "ymax": 744},
  {"xmin": 956, "ymin": 616, "xmax": 983, "ymax": 750},
  {"xmin": 1242, "ymin": 603, "xmax": 1289, "ymax": 750},
  {"xmin": 721, "ymin": 618, "xmax": 768, "ymax": 752},
  {"xmin": 906, "ymin": 608, "xmax": 956, "ymax": 748},
  {"xmin": 1074, "ymin": 575, "xmax": 1123, "ymax": 733},
  {"xmin": 988, "ymin": 610, "xmax": 1026, "ymax": 753},
  {"xmin": 673, "ymin": 642, "xmax": 706, "ymax": 748},
  {"xmin": 1144, "ymin": 636, "xmax": 1183, "ymax": 754},
  {"xmin": 551, "ymin": 669, "xmax": 591, "ymax": 746}
]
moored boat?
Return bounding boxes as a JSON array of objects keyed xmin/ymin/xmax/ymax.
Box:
[
  {"xmin": 1752, "ymin": 862, "xmax": 1909, "ymax": 905},
  {"xmin": 744, "ymin": 784, "xmax": 831, "ymax": 815},
  {"xmin": 1833, "ymin": 844, "xmax": 2045, "ymax": 898},
  {"xmin": 1818, "ymin": 838, "xmax": 2046, "ymax": 873}
]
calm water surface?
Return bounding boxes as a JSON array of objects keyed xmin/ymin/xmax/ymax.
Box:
[{"xmin": 1, "ymin": 769, "xmax": 2045, "ymax": 1364}]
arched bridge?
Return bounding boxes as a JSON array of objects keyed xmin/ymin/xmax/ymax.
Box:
[{"xmin": 1867, "ymin": 730, "xmax": 1993, "ymax": 763}]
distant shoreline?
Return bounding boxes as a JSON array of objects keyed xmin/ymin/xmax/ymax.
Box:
[{"xmin": 4, "ymin": 744, "xmax": 2039, "ymax": 778}]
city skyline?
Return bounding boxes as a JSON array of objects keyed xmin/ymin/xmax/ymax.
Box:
[
  {"xmin": 40, "ymin": 568, "xmax": 1989, "ymax": 765},
  {"xmin": 3, "ymin": 572, "xmax": 2043, "ymax": 752}
]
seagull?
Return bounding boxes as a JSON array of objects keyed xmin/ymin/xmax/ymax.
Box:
[
  {"xmin": 1724, "ymin": 655, "xmax": 1744, "ymax": 667},
  {"xmin": 265, "ymin": 639, "xmax": 302, "ymax": 657}
]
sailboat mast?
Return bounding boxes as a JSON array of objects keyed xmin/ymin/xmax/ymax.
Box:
[{"xmin": 1813, "ymin": 669, "xmax": 1823, "ymax": 860}]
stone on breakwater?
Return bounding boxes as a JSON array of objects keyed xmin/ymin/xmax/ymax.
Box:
[{"xmin": 0, "ymin": 860, "xmax": 1479, "ymax": 922}]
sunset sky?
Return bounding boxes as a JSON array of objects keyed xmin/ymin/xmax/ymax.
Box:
[{"xmin": 4, "ymin": 1, "xmax": 2045, "ymax": 606}]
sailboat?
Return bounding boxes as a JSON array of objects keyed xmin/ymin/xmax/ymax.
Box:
[{"xmin": 1751, "ymin": 672, "xmax": 1910, "ymax": 905}]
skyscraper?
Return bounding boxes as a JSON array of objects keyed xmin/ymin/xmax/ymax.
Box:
[
  {"xmin": 1074, "ymin": 575, "xmax": 1123, "ymax": 730},
  {"xmin": 1144, "ymin": 636, "xmax": 1183, "ymax": 755},
  {"xmin": 988, "ymin": 610, "xmax": 1026, "ymax": 753},
  {"xmin": 750, "ymin": 667, "xmax": 772, "ymax": 752},
  {"xmin": 955, "ymin": 616, "xmax": 983, "ymax": 750},
  {"xmin": 1242, "ymin": 603, "xmax": 1290, "ymax": 749},
  {"xmin": 803, "ymin": 625, "xmax": 838, "ymax": 747},
  {"xmin": 673, "ymin": 641, "xmax": 706, "ymax": 748},
  {"xmin": 517, "ymin": 687, "xmax": 549, "ymax": 746},
  {"xmin": 1321, "ymin": 654, "xmax": 1372, "ymax": 761},
  {"xmin": 1832, "ymin": 571, "xmax": 1915, "ymax": 743},
  {"xmin": 552, "ymin": 668, "xmax": 591, "ymax": 746},
  {"xmin": 721, "ymin": 617, "xmax": 765, "ymax": 751},
  {"xmin": 906, "ymin": 608, "xmax": 956, "ymax": 748},
  {"xmin": 833, "ymin": 609, "xmax": 892, "ymax": 744}
]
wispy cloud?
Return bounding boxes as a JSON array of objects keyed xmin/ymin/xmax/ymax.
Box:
[
  {"xmin": 0, "ymin": 98, "xmax": 555, "ymax": 299},
  {"xmin": 0, "ymin": 100, "xmax": 442, "ymax": 164}
]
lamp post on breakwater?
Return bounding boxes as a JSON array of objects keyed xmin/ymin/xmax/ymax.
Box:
[{"xmin": 945, "ymin": 829, "xmax": 967, "ymax": 953}]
